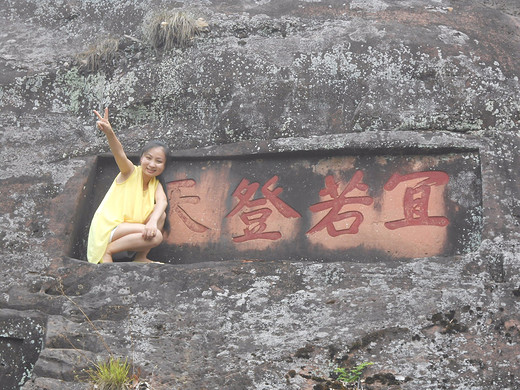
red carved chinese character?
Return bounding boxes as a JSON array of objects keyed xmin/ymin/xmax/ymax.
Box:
[
  {"xmin": 226, "ymin": 179, "xmax": 264, "ymax": 218},
  {"xmin": 307, "ymin": 171, "xmax": 373, "ymax": 237},
  {"xmin": 167, "ymin": 179, "xmax": 209, "ymax": 233},
  {"xmin": 227, "ymin": 176, "xmax": 301, "ymax": 242},
  {"xmin": 261, "ymin": 176, "xmax": 301, "ymax": 219},
  {"xmin": 233, "ymin": 209, "xmax": 281, "ymax": 242},
  {"xmin": 383, "ymin": 171, "xmax": 449, "ymax": 230}
]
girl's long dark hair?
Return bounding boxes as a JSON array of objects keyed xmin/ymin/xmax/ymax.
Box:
[{"xmin": 141, "ymin": 140, "xmax": 171, "ymax": 233}]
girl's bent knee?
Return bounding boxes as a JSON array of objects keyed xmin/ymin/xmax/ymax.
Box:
[{"xmin": 152, "ymin": 231, "xmax": 163, "ymax": 246}]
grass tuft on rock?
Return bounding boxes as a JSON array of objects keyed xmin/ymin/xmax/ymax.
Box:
[
  {"xmin": 86, "ymin": 356, "xmax": 131, "ymax": 390},
  {"xmin": 76, "ymin": 37, "xmax": 120, "ymax": 73},
  {"xmin": 143, "ymin": 10, "xmax": 208, "ymax": 50}
]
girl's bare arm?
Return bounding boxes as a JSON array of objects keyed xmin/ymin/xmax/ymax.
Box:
[
  {"xmin": 94, "ymin": 108, "xmax": 134, "ymax": 179},
  {"xmin": 143, "ymin": 184, "xmax": 168, "ymax": 239}
]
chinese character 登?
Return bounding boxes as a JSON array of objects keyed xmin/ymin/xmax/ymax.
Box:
[{"xmin": 227, "ymin": 176, "xmax": 301, "ymax": 242}]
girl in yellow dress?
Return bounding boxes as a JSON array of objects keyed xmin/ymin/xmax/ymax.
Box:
[{"xmin": 87, "ymin": 108, "xmax": 169, "ymax": 264}]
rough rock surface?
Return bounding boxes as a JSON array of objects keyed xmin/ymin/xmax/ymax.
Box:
[{"xmin": 1, "ymin": 0, "xmax": 520, "ymax": 389}]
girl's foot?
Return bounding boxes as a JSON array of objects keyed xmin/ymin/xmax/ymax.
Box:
[
  {"xmin": 133, "ymin": 258, "xmax": 162, "ymax": 264},
  {"xmin": 100, "ymin": 253, "xmax": 113, "ymax": 263}
]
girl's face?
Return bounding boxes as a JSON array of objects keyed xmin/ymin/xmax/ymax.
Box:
[{"xmin": 140, "ymin": 146, "xmax": 166, "ymax": 178}]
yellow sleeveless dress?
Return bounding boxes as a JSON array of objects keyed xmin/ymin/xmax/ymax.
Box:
[{"xmin": 87, "ymin": 165, "xmax": 158, "ymax": 263}]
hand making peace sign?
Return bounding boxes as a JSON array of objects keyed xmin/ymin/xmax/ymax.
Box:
[{"xmin": 93, "ymin": 107, "xmax": 113, "ymax": 135}]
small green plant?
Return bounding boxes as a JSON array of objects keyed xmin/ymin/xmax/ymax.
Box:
[
  {"xmin": 335, "ymin": 362, "xmax": 374, "ymax": 385},
  {"xmin": 86, "ymin": 356, "xmax": 131, "ymax": 390},
  {"xmin": 142, "ymin": 9, "xmax": 208, "ymax": 50},
  {"xmin": 57, "ymin": 282, "xmax": 149, "ymax": 389}
]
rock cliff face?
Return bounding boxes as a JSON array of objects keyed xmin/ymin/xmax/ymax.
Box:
[{"xmin": 2, "ymin": 0, "xmax": 520, "ymax": 389}]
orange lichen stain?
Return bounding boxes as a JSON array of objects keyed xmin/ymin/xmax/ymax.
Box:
[
  {"xmin": 376, "ymin": 156, "xmax": 388, "ymax": 166},
  {"xmin": 313, "ymin": 156, "xmax": 356, "ymax": 176}
]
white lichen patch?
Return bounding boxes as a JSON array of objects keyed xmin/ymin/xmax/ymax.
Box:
[
  {"xmin": 350, "ymin": 0, "xmax": 389, "ymax": 12},
  {"xmin": 438, "ymin": 26, "xmax": 470, "ymax": 46}
]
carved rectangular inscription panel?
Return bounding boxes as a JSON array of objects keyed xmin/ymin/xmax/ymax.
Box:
[{"xmin": 87, "ymin": 151, "xmax": 482, "ymax": 263}]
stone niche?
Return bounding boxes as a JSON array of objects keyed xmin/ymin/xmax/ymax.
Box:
[{"xmin": 70, "ymin": 145, "xmax": 482, "ymax": 264}]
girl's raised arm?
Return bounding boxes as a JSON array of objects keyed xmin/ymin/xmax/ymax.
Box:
[{"xmin": 94, "ymin": 108, "xmax": 134, "ymax": 179}]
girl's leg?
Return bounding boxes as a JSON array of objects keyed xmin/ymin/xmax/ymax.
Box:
[
  {"xmin": 134, "ymin": 212, "xmax": 167, "ymax": 263},
  {"xmin": 101, "ymin": 222, "xmax": 163, "ymax": 263}
]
